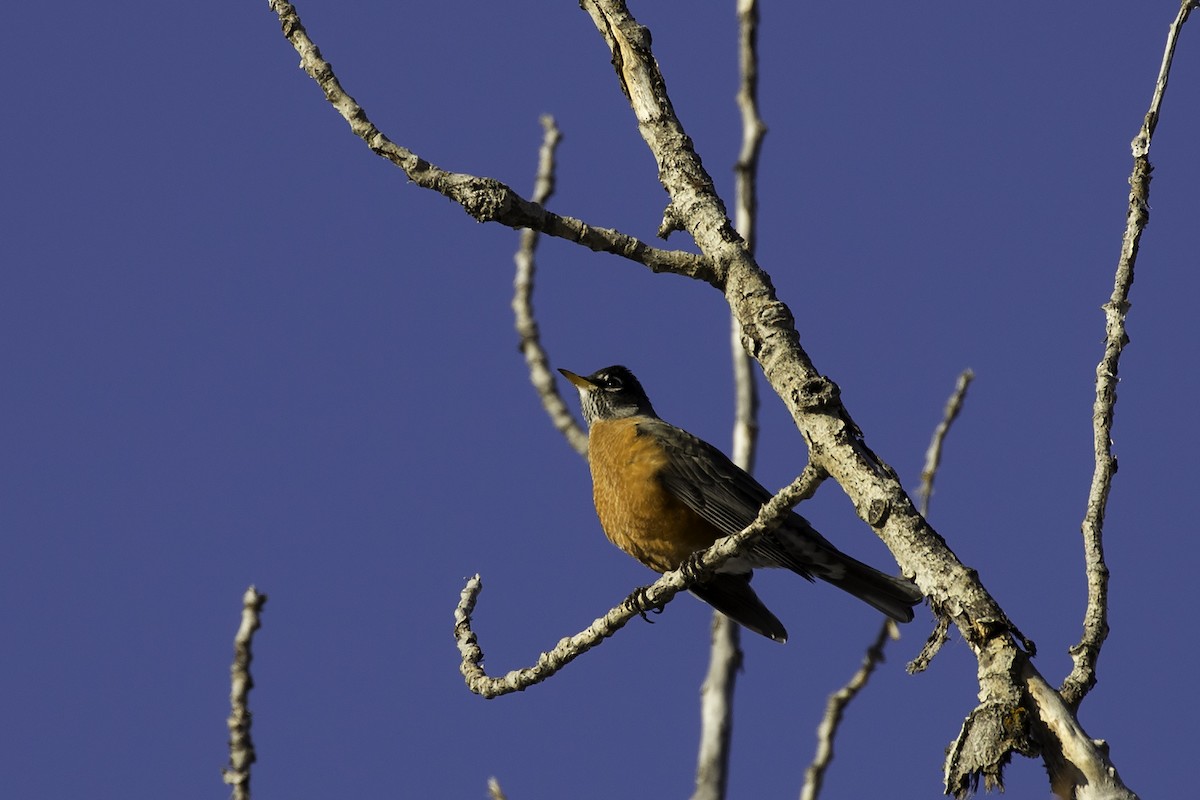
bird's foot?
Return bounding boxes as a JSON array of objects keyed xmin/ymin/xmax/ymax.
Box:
[
  {"xmin": 677, "ymin": 550, "xmax": 710, "ymax": 585},
  {"xmin": 627, "ymin": 585, "xmax": 666, "ymax": 624}
]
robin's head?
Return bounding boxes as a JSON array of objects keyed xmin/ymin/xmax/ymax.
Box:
[{"xmin": 559, "ymin": 365, "xmax": 657, "ymax": 426}]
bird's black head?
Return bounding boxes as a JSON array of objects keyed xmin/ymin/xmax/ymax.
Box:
[{"xmin": 559, "ymin": 365, "xmax": 657, "ymax": 426}]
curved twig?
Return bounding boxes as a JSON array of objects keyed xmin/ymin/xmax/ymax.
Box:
[
  {"xmin": 455, "ymin": 468, "xmax": 824, "ymax": 698},
  {"xmin": 511, "ymin": 116, "xmax": 589, "ymax": 456}
]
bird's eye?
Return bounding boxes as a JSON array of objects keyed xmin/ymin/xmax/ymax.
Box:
[{"xmin": 603, "ymin": 374, "xmax": 624, "ymax": 390}]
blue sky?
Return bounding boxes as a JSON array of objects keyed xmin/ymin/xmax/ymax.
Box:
[{"xmin": 3, "ymin": 2, "xmax": 1197, "ymax": 797}]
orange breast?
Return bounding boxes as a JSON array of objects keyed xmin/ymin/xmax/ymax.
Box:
[{"xmin": 587, "ymin": 418, "xmax": 723, "ymax": 573}]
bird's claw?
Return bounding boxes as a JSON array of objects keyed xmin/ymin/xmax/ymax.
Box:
[
  {"xmin": 628, "ymin": 585, "xmax": 666, "ymax": 623},
  {"xmin": 678, "ymin": 551, "xmax": 709, "ymax": 585}
]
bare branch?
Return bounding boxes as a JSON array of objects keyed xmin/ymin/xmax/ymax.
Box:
[
  {"xmin": 917, "ymin": 369, "xmax": 974, "ymax": 518},
  {"xmin": 262, "ymin": 1, "xmax": 1193, "ymax": 793},
  {"xmin": 455, "ymin": 471, "xmax": 816, "ymax": 698},
  {"xmin": 808, "ymin": 367, "xmax": 974, "ymax": 795},
  {"xmin": 222, "ymin": 586, "xmax": 267, "ymax": 800},
  {"xmin": 728, "ymin": 0, "xmax": 764, "ymax": 479},
  {"xmin": 579, "ymin": 0, "xmax": 742, "ymax": 289},
  {"xmin": 263, "ymin": 0, "xmax": 713, "ymax": 283},
  {"xmin": 906, "ymin": 614, "xmax": 952, "ymax": 675},
  {"xmin": 732, "ymin": 0, "xmax": 767, "ymax": 261},
  {"xmin": 800, "ymin": 621, "xmax": 898, "ymax": 800},
  {"xmin": 512, "ymin": 116, "xmax": 589, "ymax": 457},
  {"xmin": 904, "ymin": 369, "xmax": 975, "ymax": 674},
  {"xmin": 1024, "ymin": 663, "xmax": 1134, "ymax": 800},
  {"xmin": 692, "ymin": 3, "xmax": 765, "ymax": 793},
  {"xmin": 945, "ymin": 659, "xmax": 1137, "ymax": 800},
  {"xmin": 1059, "ymin": 0, "xmax": 1199, "ymax": 712},
  {"xmin": 574, "ymin": 0, "xmax": 976, "ymax": 638},
  {"xmin": 691, "ymin": 614, "xmax": 742, "ymax": 800},
  {"xmin": 570, "ymin": 4, "xmax": 1149, "ymax": 794}
]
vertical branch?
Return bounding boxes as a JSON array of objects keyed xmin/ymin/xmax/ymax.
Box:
[
  {"xmin": 728, "ymin": 0, "xmax": 766, "ymax": 473},
  {"xmin": 1059, "ymin": 0, "xmax": 1198, "ymax": 709},
  {"xmin": 732, "ymin": 0, "xmax": 766, "ymax": 260},
  {"xmin": 692, "ymin": 614, "xmax": 742, "ymax": 800},
  {"xmin": 692, "ymin": 4, "xmax": 764, "ymax": 799},
  {"xmin": 511, "ymin": 116, "xmax": 588, "ymax": 456},
  {"xmin": 223, "ymin": 586, "xmax": 267, "ymax": 800}
]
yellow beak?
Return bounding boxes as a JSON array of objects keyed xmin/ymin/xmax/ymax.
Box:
[{"xmin": 558, "ymin": 369, "xmax": 596, "ymax": 390}]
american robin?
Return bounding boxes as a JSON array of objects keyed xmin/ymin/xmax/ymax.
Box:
[{"xmin": 560, "ymin": 365, "xmax": 923, "ymax": 643}]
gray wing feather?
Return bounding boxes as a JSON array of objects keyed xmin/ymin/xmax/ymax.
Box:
[
  {"xmin": 639, "ymin": 418, "xmax": 833, "ymax": 575},
  {"xmin": 640, "ymin": 419, "xmax": 923, "ymax": 623}
]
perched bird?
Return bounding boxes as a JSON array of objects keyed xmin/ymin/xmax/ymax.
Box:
[{"xmin": 560, "ymin": 365, "xmax": 923, "ymax": 643}]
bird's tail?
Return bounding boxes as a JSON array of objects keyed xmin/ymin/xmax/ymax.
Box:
[
  {"xmin": 821, "ymin": 554, "xmax": 924, "ymax": 623},
  {"xmin": 690, "ymin": 572, "xmax": 789, "ymax": 643},
  {"xmin": 762, "ymin": 515, "xmax": 924, "ymax": 622}
]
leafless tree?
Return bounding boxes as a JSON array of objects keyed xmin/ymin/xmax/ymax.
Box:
[{"xmin": 236, "ymin": 1, "xmax": 1200, "ymax": 798}]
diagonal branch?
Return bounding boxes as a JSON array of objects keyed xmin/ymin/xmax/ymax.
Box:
[
  {"xmin": 264, "ymin": 0, "xmax": 713, "ymax": 284},
  {"xmin": 917, "ymin": 369, "xmax": 974, "ymax": 517},
  {"xmin": 800, "ymin": 621, "xmax": 897, "ymax": 800},
  {"xmin": 573, "ymin": 2, "xmax": 1184, "ymax": 797},
  {"xmin": 576, "ymin": 0, "xmax": 981, "ymax": 631},
  {"xmin": 578, "ymin": 0, "xmax": 1018, "ymax": 701},
  {"xmin": 905, "ymin": 368, "xmax": 975, "ymax": 675}
]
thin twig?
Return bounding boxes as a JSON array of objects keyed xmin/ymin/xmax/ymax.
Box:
[
  {"xmin": 933, "ymin": 7, "xmax": 1199, "ymax": 778},
  {"xmin": 800, "ymin": 621, "xmax": 898, "ymax": 800},
  {"xmin": 906, "ymin": 368, "xmax": 974, "ymax": 676},
  {"xmin": 511, "ymin": 116, "xmax": 589, "ymax": 456},
  {"xmin": 917, "ymin": 369, "xmax": 974, "ymax": 517},
  {"xmin": 264, "ymin": 0, "xmax": 713, "ymax": 284},
  {"xmin": 1059, "ymin": 0, "xmax": 1198, "ymax": 711},
  {"xmin": 455, "ymin": 469, "xmax": 822, "ymax": 698},
  {"xmin": 223, "ymin": 586, "xmax": 267, "ymax": 800},
  {"xmin": 732, "ymin": 0, "xmax": 766, "ymax": 260},
  {"xmin": 906, "ymin": 615, "xmax": 952, "ymax": 676}
]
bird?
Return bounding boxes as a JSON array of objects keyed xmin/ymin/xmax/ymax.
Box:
[{"xmin": 559, "ymin": 365, "xmax": 923, "ymax": 643}]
